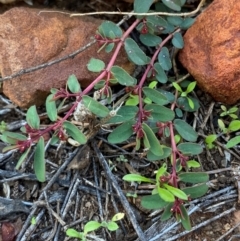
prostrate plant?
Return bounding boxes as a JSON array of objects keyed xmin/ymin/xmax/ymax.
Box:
[
  {"xmin": 66, "ymin": 213, "xmax": 124, "ymax": 241},
  {"xmin": 1, "ymin": 0, "xmax": 210, "ymax": 230}
]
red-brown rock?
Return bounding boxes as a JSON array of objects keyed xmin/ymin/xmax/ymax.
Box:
[
  {"xmin": 179, "ymin": 0, "xmax": 240, "ymax": 105},
  {"xmin": 0, "ymin": 7, "xmax": 133, "ymax": 108}
]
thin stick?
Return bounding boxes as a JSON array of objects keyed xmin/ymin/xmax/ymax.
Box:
[{"xmin": 71, "ymin": 0, "xmax": 206, "ymax": 17}]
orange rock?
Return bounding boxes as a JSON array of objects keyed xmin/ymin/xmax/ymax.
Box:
[
  {"xmin": 0, "ymin": 7, "xmax": 133, "ymax": 108},
  {"xmin": 178, "ymin": 0, "xmax": 240, "ymax": 105}
]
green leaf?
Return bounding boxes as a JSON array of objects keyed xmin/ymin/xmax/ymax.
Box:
[
  {"xmin": 179, "ymin": 172, "xmax": 209, "ymax": 184},
  {"xmin": 1, "ymin": 131, "xmax": 27, "ymax": 144},
  {"xmin": 162, "ymin": 0, "xmax": 182, "ymax": 11},
  {"xmin": 108, "ymin": 106, "xmax": 138, "ymax": 123},
  {"xmin": 172, "ymin": 82, "xmax": 183, "ymax": 92},
  {"xmin": 156, "ymin": 163, "xmax": 167, "ymax": 183},
  {"xmin": 180, "ymin": 205, "xmax": 191, "ymax": 230},
  {"xmin": 134, "ymin": 0, "xmax": 154, "ymax": 13},
  {"xmin": 141, "ymin": 194, "xmax": 168, "ymax": 209},
  {"xmin": 108, "ymin": 119, "xmax": 135, "ymax": 144},
  {"xmin": 139, "ymin": 33, "xmax": 162, "ymax": 47},
  {"xmin": 164, "ymin": 184, "xmax": 188, "ymax": 200},
  {"xmin": 98, "ymin": 21, "xmax": 123, "ymax": 39},
  {"xmin": 143, "ymin": 87, "xmax": 167, "ymax": 104},
  {"xmin": 111, "ymin": 66, "xmax": 136, "ymax": 86},
  {"xmin": 34, "ymin": 137, "xmax": 45, "ymax": 182},
  {"xmin": 205, "ymin": 134, "xmax": 217, "ymax": 144},
  {"xmin": 82, "ymin": 95, "xmax": 109, "ymax": 117},
  {"xmin": 126, "ymin": 95, "xmax": 139, "ymax": 106},
  {"xmin": 142, "ymin": 123, "xmax": 163, "ymax": 156},
  {"xmin": 123, "ymin": 174, "xmax": 155, "ymax": 183},
  {"xmin": 46, "ymin": 94, "xmax": 58, "ymax": 122},
  {"xmin": 66, "ymin": 229, "xmax": 82, "ymax": 238},
  {"xmin": 112, "ymin": 213, "xmax": 124, "ymax": 222},
  {"xmin": 161, "ymin": 203, "xmax": 174, "ymax": 221},
  {"xmin": 63, "ymin": 121, "xmax": 87, "ymax": 144},
  {"xmin": 226, "ymin": 136, "xmax": 240, "ymax": 148},
  {"xmin": 158, "ymin": 47, "xmax": 172, "ymax": 71},
  {"xmin": 177, "ymin": 96, "xmax": 200, "ymax": 112},
  {"xmin": 144, "ymin": 104, "xmax": 175, "ymax": 122},
  {"xmin": 26, "ymin": 105, "xmax": 40, "ymax": 129},
  {"xmin": 106, "ymin": 221, "xmax": 119, "ymax": 231},
  {"xmin": 147, "ymin": 146, "xmax": 172, "ymax": 161},
  {"xmin": 87, "ymin": 58, "xmax": 105, "ymax": 72},
  {"xmin": 186, "ymin": 81, "xmax": 196, "ymax": 94},
  {"xmin": 84, "ymin": 221, "xmax": 101, "ymax": 235},
  {"xmin": 228, "ymin": 120, "xmax": 240, "ymax": 132},
  {"xmin": 183, "ymin": 183, "xmax": 208, "ymax": 198},
  {"xmin": 186, "ymin": 160, "xmax": 200, "ymax": 168},
  {"xmin": 167, "ymin": 16, "xmax": 183, "ymax": 26},
  {"xmin": 105, "ymin": 43, "xmax": 115, "ymax": 53},
  {"xmin": 124, "ymin": 38, "xmax": 150, "ymax": 65},
  {"xmin": 172, "ymin": 32, "xmax": 184, "ymax": 49},
  {"xmin": 67, "ymin": 74, "xmax": 81, "ymax": 93},
  {"xmin": 174, "ymin": 119, "xmax": 198, "ymax": 142},
  {"xmin": 16, "ymin": 148, "xmax": 31, "ymax": 170},
  {"xmin": 180, "ymin": 17, "xmax": 195, "ymax": 30},
  {"xmin": 154, "ymin": 63, "xmax": 168, "ymax": 84},
  {"xmin": 177, "ymin": 143, "xmax": 203, "ymax": 155},
  {"xmin": 158, "ymin": 186, "xmax": 175, "ymax": 202}
]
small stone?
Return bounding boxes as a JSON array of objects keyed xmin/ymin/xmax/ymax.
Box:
[
  {"xmin": 179, "ymin": 0, "xmax": 240, "ymax": 105},
  {"xmin": 0, "ymin": 7, "xmax": 133, "ymax": 108}
]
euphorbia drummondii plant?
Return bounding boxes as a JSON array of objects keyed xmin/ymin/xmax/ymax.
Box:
[{"xmin": 1, "ymin": 0, "xmax": 209, "ymax": 229}]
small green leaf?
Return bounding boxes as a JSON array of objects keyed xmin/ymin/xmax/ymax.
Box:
[
  {"xmin": 172, "ymin": 32, "xmax": 184, "ymax": 49},
  {"xmin": 179, "ymin": 172, "xmax": 209, "ymax": 184},
  {"xmin": 46, "ymin": 94, "xmax": 58, "ymax": 122},
  {"xmin": 141, "ymin": 194, "xmax": 168, "ymax": 209},
  {"xmin": 164, "ymin": 184, "xmax": 188, "ymax": 200},
  {"xmin": 161, "ymin": 203, "xmax": 174, "ymax": 221},
  {"xmin": 67, "ymin": 74, "xmax": 81, "ymax": 93},
  {"xmin": 1, "ymin": 131, "xmax": 27, "ymax": 144},
  {"xmin": 126, "ymin": 94, "xmax": 139, "ymax": 106},
  {"xmin": 167, "ymin": 16, "xmax": 183, "ymax": 26},
  {"xmin": 145, "ymin": 104, "xmax": 175, "ymax": 122},
  {"xmin": 186, "ymin": 160, "xmax": 200, "ymax": 168},
  {"xmin": 106, "ymin": 221, "xmax": 119, "ymax": 231},
  {"xmin": 124, "ymin": 38, "xmax": 150, "ymax": 65},
  {"xmin": 156, "ymin": 163, "xmax": 167, "ymax": 183},
  {"xmin": 84, "ymin": 221, "xmax": 101, "ymax": 235},
  {"xmin": 112, "ymin": 213, "xmax": 125, "ymax": 222},
  {"xmin": 228, "ymin": 120, "xmax": 240, "ymax": 132},
  {"xmin": 123, "ymin": 174, "xmax": 155, "ymax": 183},
  {"xmin": 142, "ymin": 123, "xmax": 163, "ymax": 156},
  {"xmin": 226, "ymin": 136, "xmax": 240, "ymax": 148},
  {"xmin": 143, "ymin": 87, "xmax": 167, "ymax": 105},
  {"xmin": 66, "ymin": 229, "xmax": 82, "ymax": 238},
  {"xmin": 134, "ymin": 0, "xmax": 154, "ymax": 13},
  {"xmin": 180, "ymin": 204, "xmax": 191, "ymax": 230},
  {"xmin": 205, "ymin": 134, "xmax": 217, "ymax": 144},
  {"xmin": 26, "ymin": 105, "xmax": 40, "ymax": 129},
  {"xmin": 147, "ymin": 146, "xmax": 172, "ymax": 161},
  {"xmin": 139, "ymin": 33, "xmax": 162, "ymax": 47},
  {"xmin": 111, "ymin": 66, "xmax": 136, "ymax": 86},
  {"xmin": 177, "ymin": 96, "xmax": 200, "ymax": 112},
  {"xmin": 82, "ymin": 95, "xmax": 109, "ymax": 117},
  {"xmin": 154, "ymin": 63, "xmax": 168, "ymax": 84},
  {"xmin": 172, "ymin": 82, "xmax": 183, "ymax": 92},
  {"xmin": 16, "ymin": 148, "xmax": 31, "ymax": 170},
  {"xmin": 34, "ymin": 137, "xmax": 45, "ymax": 182},
  {"xmin": 87, "ymin": 58, "xmax": 105, "ymax": 72},
  {"xmin": 98, "ymin": 21, "xmax": 123, "ymax": 39},
  {"xmin": 174, "ymin": 119, "xmax": 198, "ymax": 142},
  {"xmin": 158, "ymin": 47, "xmax": 172, "ymax": 71},
  {"xmin": 158, "ymin": 186, "xmax": 175, "ymax": 202},
  {"xmin": 186, "ymin": 81, "xmax": 196, "ymax": 94},
  {"xmin": 177, "ymin": 143, "xmax": 203, "ymax": 155},
  {"xmin": 63, "ymin": 121, "xmax": 87, "ymax": 144},
  {"xmin": 105, "ymin": 43, "xmax": 115, "ymax": 53},
  {"xmin": 180, "ymin": 17, "xmax": 195, "ymax": 30},
  {"xmin": 108, "ymin": 119, "xmax": 135, "ymax": 144},
  {"xmin": 108, "ymin": 106, "xmax": 138, "ymax": 123},
  {"xmin": 183, "ymin": 183, "xmax": 208, "ymax": 198},
  {"xmin": 162, "ymin": 0, "xmax": 181, "ymax": 11}
]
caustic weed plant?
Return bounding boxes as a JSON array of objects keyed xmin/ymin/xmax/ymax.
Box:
[{"xmin": 1, "ymin": 0, "xmax": 211, "ymax": 229}]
